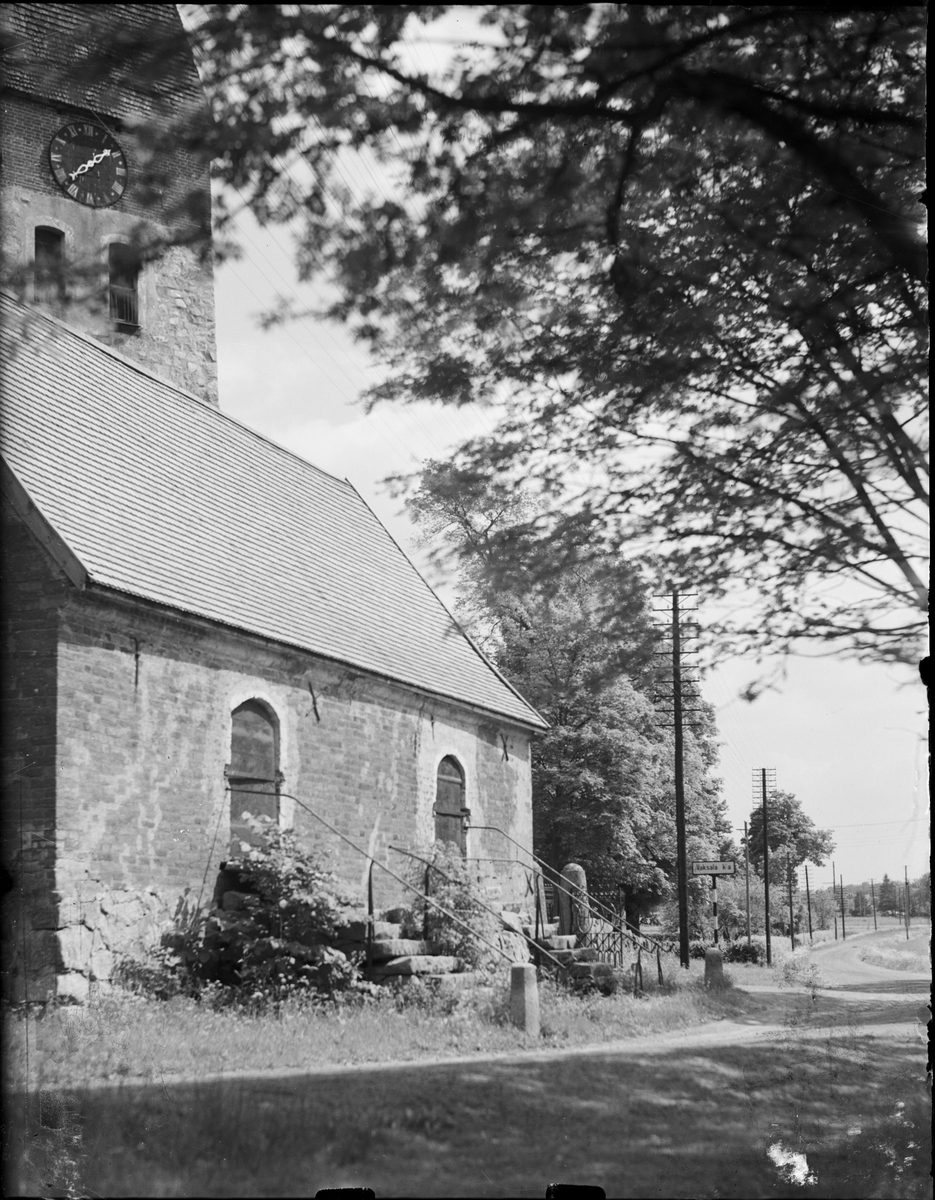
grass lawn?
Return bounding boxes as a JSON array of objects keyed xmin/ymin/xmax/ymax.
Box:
[
  {"xmin": 5, "ymin": 963, "xmax": 761, "ymax": 1090},
  {"xmin": 4, "ymin": 983, "xmax": 928, "ymax": 1198}
]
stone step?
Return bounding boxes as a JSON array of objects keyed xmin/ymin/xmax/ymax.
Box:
[
  {"xmin": 570, "ymin": 960, "xmax": 615, "ymax": 980},
  {"xmin": 366, "ymin": 938, "xmax": 434, "ymax": 961},
  {"xmin": 340, "ymin": 920, "xmax": 402, "ymax": 942},
  {"xmin": 521, "ymin": 922, "xmax": 557, "ymax": 939},
  {"xmin": 385, "ymin": 971, "xmax": 482, "ymax": 992},
  {"xmin": 376, "ymin": 954, "xmax": 463, "ymax": 976},
  {"xmin": 545, "ymin": 946, "xmax": 599, "ymax": 966},
  {"xmin": 535, "ymin": 934, "xmax": 577, "ymax": 952}
]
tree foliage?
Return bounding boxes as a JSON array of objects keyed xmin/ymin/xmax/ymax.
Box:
[
  {"xmin": 11, "ymin": 5, "xmax": 927, "ymax": 664},
  {"xmin": 406, "ymin": 460, "xmax": 729, "ymax": 903},
  {"xmin": 744, "ymin": 789, "xmax": 834, "ymax": 884},
  {"xmin": 184, "ymin": 3, "xmax": 926, "ymax": 666}
]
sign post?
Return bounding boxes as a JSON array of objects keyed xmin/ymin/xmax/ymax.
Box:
[{"xmin": 692, "ymin": 861, "xmax": 737, "ymax": 947}]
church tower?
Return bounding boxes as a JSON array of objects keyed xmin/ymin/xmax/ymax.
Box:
[{"xmin": 0, "ymin": 3, "xmax": 218, "ymax": 404}]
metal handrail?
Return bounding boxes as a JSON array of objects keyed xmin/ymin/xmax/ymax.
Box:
[
  {"xmin": 387, "ymin": 844, "xmax": 573, "ymax": 976},
  {"xmin": 222, "ymin": 789, "xmax": 539, "ymax": 971},
  {"xmin": 470, "ymin": 824, "xmax": 676, "ymax": 958}
]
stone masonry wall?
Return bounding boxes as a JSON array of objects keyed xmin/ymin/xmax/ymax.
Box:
[
  {"xmin": 0, "ymin": 4, "xmax": 219, "ymax": 405},
  {"xmin": 49, "ymin": 586, "xmax": 534, "ymax": 1000},
  {"xmin": 1, "ymin": 503, "xmax": 65, "ymax": 1001}
]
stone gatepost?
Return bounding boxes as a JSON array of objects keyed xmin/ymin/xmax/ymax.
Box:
[
  {"xmin": 558, "ymin": 862, "xmax": 591, "ymax": 945},
  {"xmin": 704, "ymin": 947, "xmax": 726, "ymax": 989},
  {"xmin": 510, "ymin": 963, "xmax": 540, "ymax": 1037}
]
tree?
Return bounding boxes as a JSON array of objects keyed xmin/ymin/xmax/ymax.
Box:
[
  {"xmin": 877, "ymin": 873, "xmax": 899, "ymax": 915},
  {"xmin": 744, "ymin": 789, "xmax": 834, "ymax": 885},
  {"xmin": 849, "ymin": 890, "xmax": 870, "ymax": 918},
  {"xmin": 810, "ymin": 887, "xmax": 837, "ymax": 933},
  {"xmin": 7, "ymin": 6, "xmax": 926, "ymax": 666},
  {"xmin": 406, "ymin": 461, "xmax": 729, "ymax": 919},
  {"xmin": 910, "ymin": 873, "xmax": 930, "ymax": 918}
]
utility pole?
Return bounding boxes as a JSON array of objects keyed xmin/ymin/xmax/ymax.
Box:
[
  {"xmin": 840, "ymin": 876, "xmax": 846, "ymax": 939},
  {"xmin": 804, "ymin": 864, "xmax": 813, "ymax": 942},
  {"xmin": 904, "ymin": 866, "xmax": 910, "ymax": 939},
  {"xmin": 832, "ymin": 861, "xmax": 837, "ymax": 940},
  {"xmin": 787, "ymin": 855, "xmax": 796, "ymax": 951},
  {"xmin": 754, "ymin": 768, "xmax": 776, "ymax": 967},
  {"xmin": 652, "ymin": 589, "xmax": 702, "ymax": 971},
  {"xmin": 672, "ymin": 590, "xmax": 689, "ymax": 970},
  {"xmin": 870, "ymin": 878, "xmax": 878, "ymax": 930},
  {"xmin": 743, "ymin": 821, "xmax": 752, "ymax": 947}
]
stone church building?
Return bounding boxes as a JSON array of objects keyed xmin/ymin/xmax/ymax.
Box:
[{"xmin": 0, "ymin": 3, "xmax": 546, "ymax": 1003}]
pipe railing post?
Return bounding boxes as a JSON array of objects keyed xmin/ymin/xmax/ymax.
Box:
[{"xmin": 366, "ymin": 860, "xmax": 374, "ymax": 973}]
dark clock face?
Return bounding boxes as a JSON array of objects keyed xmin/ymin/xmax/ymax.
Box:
[{"xmin": 49, "ymin": 122, "xmax": 128, "ymax": 208}]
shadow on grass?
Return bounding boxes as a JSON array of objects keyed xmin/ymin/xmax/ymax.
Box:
[
  {"xmin": 827, "ymin": 980, "xmax": 930, "ymax": 995},
  {"xmin": 4, "ymin": 1020, "xmax": 929, "ymax": 1199}
]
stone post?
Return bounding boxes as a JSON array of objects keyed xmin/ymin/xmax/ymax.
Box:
[
  {"xmin": 510, "ymin": 963, "xmax": 540, "ymax": 1037},
  {"xmin": 558, "ymin": 862, "xmax": 591, "ymax": 944},
  {"xmin": 704, "ymin": 947, "xmax": 726, "ymax": 989}
]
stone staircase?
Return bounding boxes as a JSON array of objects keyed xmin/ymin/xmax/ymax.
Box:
[
  {"xmin": 531, "ymin": 923, "xmax": 620, "ymax": 992},
  {"xmin": 337, "ymin": 916, "xmax": 476, "ymax": 990},
  {"xmin": 217, "ymin": 884, "xmax": 637, "ymax": 995},
  {"xmin": 338, "ymin": 908, "xmax": 627, "ymax": 995}
]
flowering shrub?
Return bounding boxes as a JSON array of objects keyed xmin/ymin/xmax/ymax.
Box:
[
  {"xmin": 117, "ymin": 816, "xmax": 369, "ymax": 1007},
  {"xmin": 405, "ymin": 843, "xmax": 500, "ymax": 969}
]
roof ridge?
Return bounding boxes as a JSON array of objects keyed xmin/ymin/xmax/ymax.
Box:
[{"xmin": 0, "ymin": 290, "xmax": 354, "ymax": 492}]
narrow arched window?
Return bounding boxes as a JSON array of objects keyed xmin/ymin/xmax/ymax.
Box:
[
  {"xmin": 435, "ymin": 756, "xmax": 466, "ymax": 855},
  {"xmin": 108, "ymin": 241, "xmax": 140, "ymax": 330},
  {"xmin": 228, "ymin": 700, "xmax": 279, "ymax": 857},
  {"xmin": 35, "ymin": 227, "xmax": 65, "ymax": 304}
]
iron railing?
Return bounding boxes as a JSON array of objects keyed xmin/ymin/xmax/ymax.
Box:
[{"xmin": 470, "ymin": 824, "xmax": 676, "ymax": 957}]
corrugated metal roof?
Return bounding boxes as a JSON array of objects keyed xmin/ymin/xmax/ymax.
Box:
[{"xmin": 0, "ymin": 294, "xmax": 547, "ymax": 729}]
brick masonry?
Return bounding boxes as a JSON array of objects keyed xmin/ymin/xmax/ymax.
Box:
[
  {"xmin": 1, "ymin": 505, "xmax": 535, "ymax": 1002},
  {"xmin": 0, "ymin": 4, "xmax": 219, "ymax": 404}
]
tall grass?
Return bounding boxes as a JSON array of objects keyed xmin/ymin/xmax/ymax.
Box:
[
  {"xmin": 858, "ymin": 928, "xmax": 931, "ymax": 973},
  {"xmin": 4, "ymin": 969, "xmax": 750, "ymax": 1092}
]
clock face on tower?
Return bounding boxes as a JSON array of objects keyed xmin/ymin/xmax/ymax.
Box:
[{"xmin": 49, "ymin": 122, "xmax": 128, "ymax": 208}]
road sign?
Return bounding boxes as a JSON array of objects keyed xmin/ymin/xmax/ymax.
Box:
[{"xmin": 691, "ymin": 860, "xmax": 737, "ymax": 876}]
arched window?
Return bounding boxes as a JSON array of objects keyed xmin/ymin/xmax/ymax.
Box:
[
  {"xmin": 108, "ymin": 241, "xmax": 140, "ymax": 330},
  {"xmin": 34, "ymin": 226, "xmax": 65, "ymax": 304},
  {"xmin": 228, "ymin": 700, "xmax": 280, "ymax": 857},
  {"xmin": 435, "ymin": 756, "xmax": 466, "ymax": 855}
]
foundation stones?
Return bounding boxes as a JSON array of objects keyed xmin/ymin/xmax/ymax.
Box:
[{"xmin": 376, "ymin": 954, "xmax": 462, "ymax": 976}]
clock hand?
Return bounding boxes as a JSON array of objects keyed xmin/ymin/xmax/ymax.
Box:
[{"xmin": 68, "ymin": 149, "xmax": 113, "ymax": 181}]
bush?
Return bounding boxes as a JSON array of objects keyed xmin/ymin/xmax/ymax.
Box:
[
  {"xmin": 405, "ymin": 843, "xmax": 500, "ymax": 969},
  {"xmin": 689, "ymin": 939, "xmax": 708, "ymax": 960},
  {"xmin": 116, "ymin": 816, "xmax": 368, "ymax": 1008},
  {"xmin": 723, "ymin": 937, "xmax": 768, "ymax": 965}
]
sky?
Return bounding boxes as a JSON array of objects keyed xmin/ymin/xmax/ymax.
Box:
[{"xmin": 212, "ymin": 209, "xmax": 928, "ymax": 893}]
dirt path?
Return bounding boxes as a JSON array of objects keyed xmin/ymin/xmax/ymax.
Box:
[{"xmin": 807, "ymin": 928, "xmax": 930, "ymax": 991}]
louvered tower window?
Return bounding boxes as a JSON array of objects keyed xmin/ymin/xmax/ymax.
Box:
[
  {"xmin": 34, "ymin": 226, "xmax": 65, "ymax": 304},
  {"xmin": 108, "ymin": 242, "xmax": 140, "ymax": 330}
]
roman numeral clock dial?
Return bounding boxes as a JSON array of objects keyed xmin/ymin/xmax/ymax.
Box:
[{"xmin": 49, "ymin": 123, "xmax": 128, "ymax": 207}]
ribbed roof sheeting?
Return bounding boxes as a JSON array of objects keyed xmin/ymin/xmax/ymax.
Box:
[{"xmin": 0, "ymin": 296, "xmax": 546, "ymax": 729}]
